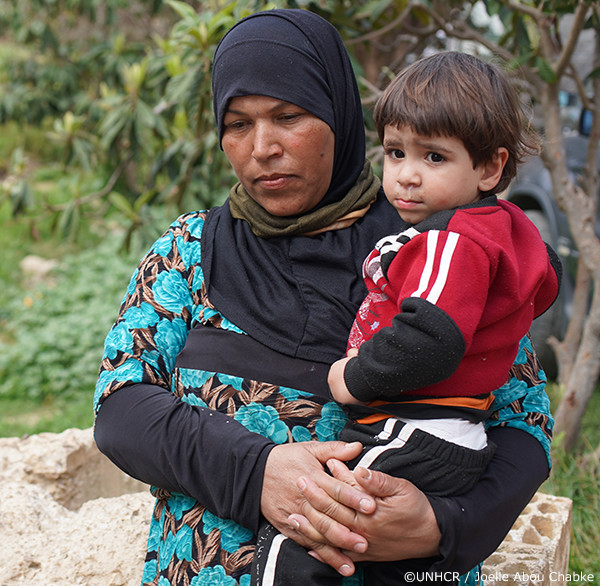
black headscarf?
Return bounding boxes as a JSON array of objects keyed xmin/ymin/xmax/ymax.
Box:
[
  {"xmin": 202, "ymin": 9, "xmax": 400, "ymax": 363},
  {"xmin": 211, "ymin": 8, "xmax": 365, "ymax": 209}
]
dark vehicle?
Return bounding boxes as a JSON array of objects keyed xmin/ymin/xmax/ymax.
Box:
[{"xmin": 505, "ymin": 107, "xmax": 600, "ymax": 379}]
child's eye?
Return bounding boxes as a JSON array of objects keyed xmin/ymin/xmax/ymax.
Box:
[
  {"xmin": 427, "ymin": 152, "xmax": 445, "ymax": 163},
  {"xmin": 386, "ymin": 148, "xmax": 405, "ymax": 160}
]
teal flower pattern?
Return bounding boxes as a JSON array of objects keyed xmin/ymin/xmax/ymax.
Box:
[
  {"xmin": 190, "ymin": 566, "xmax": 237, "ymax": 586},
  {"xmin": 168, "ymin": 493, "xmax": 197, "ymax": 520},
  {"xmin": 126, "ymin": 267, "xmax": 139, "ymax": 296},
  {"xmin": 315, "ymin": 402, "xmax": 348, "ymax": 441},
  {"xmin": 123, "ymin": 302, "xmax": 159, "ymax": 329},
  {"xmin": 202, "ymin": 511, "xmax": 253, "ymax": 553},
  {"xmin": 177, "ymin": 235, "xmax": 202, "ymax": 270},
  {"xmin": 153, "ymin": 269, "xmax": 193, "ymax": 314},
  {"xmin": 292, "ymin": 426, "xmax": 312, "ymax": 442},
  {"xmin": 158, "ymin": 530, "xmax": 177, "ymax": 571},
  {"xmin": 279, "ymin": 385, "xmax": 313, "ymax": 401},
  {"xmin": 180, "ymin": 368, "xmax": 215, "ymax": 390},
  {"xmin": 185, "ymin": 214, "xmax": 205, "ymax": 239},
  {"xmin": 152, "ymin": 232, "xmax": 174, "ymax": 257},
  {"xmin": 94, "ymin": 359, "xmax": 144, "ymax": 410},
  {"xmin": 235, "ymin": 403, "xmax": 289, "ymax": 444},
  {"xmin": 142, "ymin": 560, "xmax": 157, "ymax": 583},
  {"xmin": 103, "ymin": 322, "xmax": 133, "ymax": 360},
  {"xmin": 155, "ymin": 317, "xmax": 188, "ymax": 370}
]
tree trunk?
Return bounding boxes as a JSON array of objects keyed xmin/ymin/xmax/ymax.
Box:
[
  {"xmin": 552, "ymin": 23, "xmax": 600, "ymax": 450},
  {"xmin": 553, "ymin": 283, "xmax": 600, "ymax": 451},
  {"xmin": 551, "ymin": 257, "xmax": 589, "ymax": 386}
]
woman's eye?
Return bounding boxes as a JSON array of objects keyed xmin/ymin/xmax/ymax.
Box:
[
  {"xmin": 427, "ymin": 152, "xmax": 445, "ymax": 163},
  {"xmin": 223, "ymin": 119, "xmax": 249, "ymax": 134},
  {"xmin": 279, "ymin": 113, "xmax": 301, "ymax": 122}
]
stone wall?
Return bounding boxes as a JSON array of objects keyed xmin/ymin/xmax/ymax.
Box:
[{"xmin": 0, "ymin": 428, "xmax": 573, "ymax": 585}]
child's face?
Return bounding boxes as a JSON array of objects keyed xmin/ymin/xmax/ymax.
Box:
[{"xmin": 382, "ymin": 125, "xmax": 505, "ymax": 224}]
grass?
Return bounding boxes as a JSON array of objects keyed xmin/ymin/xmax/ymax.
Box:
[
  {"xmin": 542, "ymin": 382, "xmax": 600, "ymax": 576},
  {"xmin": 0, "ymin": 395, "xmax": 94, "ymax": 438}
]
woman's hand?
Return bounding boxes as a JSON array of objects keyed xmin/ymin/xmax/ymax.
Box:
[
  {"xmin": 289, "ymin": 459, "xmax": 441, "ymax": 563},
  {"xmin": 260, "ymin": 441, "xmax": 376, "ymax": 576}
]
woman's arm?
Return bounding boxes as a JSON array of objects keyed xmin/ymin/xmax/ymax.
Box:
[
  {"xmin": 94, "ymin": 213, "xmax": 275, "ymax": 530},
  {"xmin": 94, "ymin": 382, "xmax": 274, "ymax": 530}
]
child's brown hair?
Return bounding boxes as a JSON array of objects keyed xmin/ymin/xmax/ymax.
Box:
[{"xmin": 373, "ymin": 51, "xmax": 540, "ymax": 195}]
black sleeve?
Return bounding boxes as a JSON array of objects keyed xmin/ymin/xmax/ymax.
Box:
[
  {"xmin": 93, "ymin": 383, "xmax": 275, "ymax": 534},
  {"xmin": 344, "ymin": 297, "xmax": 466, "ymax": 402},
  {"xmin": 427, "ymin": 427, "xmax": 549, "ymax": 574}
]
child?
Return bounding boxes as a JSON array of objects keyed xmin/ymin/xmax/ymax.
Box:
[{"xmin": 252, "ymin": 51, "xmax": 561, "ymax": 586}]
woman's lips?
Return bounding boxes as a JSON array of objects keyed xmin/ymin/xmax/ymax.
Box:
[{"xmin": 256, "ymin": 174, "xmax": 292, "ymax": 189}]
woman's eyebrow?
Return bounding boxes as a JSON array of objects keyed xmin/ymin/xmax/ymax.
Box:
[{"xmin": 225, "ymin": 100, "xmax": 291, "ymax": 116}]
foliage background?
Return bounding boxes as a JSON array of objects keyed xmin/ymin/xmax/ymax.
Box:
[{"xmin": 1, "ymin": 0, "xmax": 599, "ymax": 576}]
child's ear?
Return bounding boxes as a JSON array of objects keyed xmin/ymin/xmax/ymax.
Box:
[{"xmin": 478, "ymin": 147, "xmax": 509, "ymax": 192}]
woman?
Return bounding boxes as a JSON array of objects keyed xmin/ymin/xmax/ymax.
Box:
[{"xmin": 93, "ymin": 9, "xmax": 554, "ymax": 586}]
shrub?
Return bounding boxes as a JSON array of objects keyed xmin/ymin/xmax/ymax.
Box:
[{"xmin": 0, "ymin": 237, "xmax": 139, "ymax": 402}]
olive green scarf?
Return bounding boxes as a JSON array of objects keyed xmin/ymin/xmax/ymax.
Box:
[{"xmin": 228, "ymin": 161, "xmax": 380, "ymax": 238}]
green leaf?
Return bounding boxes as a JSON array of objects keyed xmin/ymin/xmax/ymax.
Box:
[
  {"xmin": 355, "ymin": 0, "xmax": 396, "ymax": 22},
  {"xmin": 165, "ymin": 0, "xmax": 197, "ymax": 21},
  {"xmin": 587, "ymin": 67, "xmax": 600, "ymax": 80},
  {"xmin": 109, "ymin": 191, "xmax": 138, "ymax": 221},
  {"xmin": 536, "ymin": 56, "xmax": 558, "ymax": 83}
]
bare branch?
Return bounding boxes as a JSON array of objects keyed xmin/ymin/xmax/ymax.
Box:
[
  {"xmin": 555, "ymin": 0, "xmax": 590, "ymax": 79},
  {"xmin": 505, "ymin": 0, "xmax": 543, "ymax": 21},
  {"xmin": 346, "ymin": 2, "xmax": 415, "ymax": 45},
  {"xmin": 568, "ymin": 64, "xmax": 594, "ymax": 111},
  {"xmin": 436, "ymin": 9, "xmax": 541, "ymax": 91},
  {"xmin": 44, "ymin": 158, "xmax": 131, "ymax": 213}
]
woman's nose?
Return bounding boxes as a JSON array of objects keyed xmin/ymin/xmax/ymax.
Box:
[{"xmin": 252, "ymin": 123, "xmax": 283, "ymax": 160}]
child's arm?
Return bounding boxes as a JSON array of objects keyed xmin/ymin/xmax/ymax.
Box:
[{"xmin": 328, "ymin": 349, "xmax": 364, "ymax": 404}]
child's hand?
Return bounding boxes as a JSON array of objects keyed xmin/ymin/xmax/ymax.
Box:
[{"xmin": 328, "ymin": 351, "xmax": 365, "ymax": 405}]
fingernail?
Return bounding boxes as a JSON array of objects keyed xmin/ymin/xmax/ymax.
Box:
[
  {"xmin": 289, "ymin": 517, "xmax": 300, "ymax": 530},
  {"xmin": 297, "ymin": 477, "xmax": 307, "ymax": 491},
  {"xmin": 354, "ymin": 540, "xmax": 367, "ymax": 553},
  {"xmin": 358, "ymin": 466, "xmax": 371, "ymax": 479},
  {"xmin": 359, "ymin": 498, "xmax": 372, "ymax": 512},
  {"xmin": 339, "ymin": 564, "xmax": 353, "ymax": 577}
]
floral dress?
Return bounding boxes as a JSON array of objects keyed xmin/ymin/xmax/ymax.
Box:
[{"xmin": 94, "ymin": 211, "xmax": 553, "ymax": 586}]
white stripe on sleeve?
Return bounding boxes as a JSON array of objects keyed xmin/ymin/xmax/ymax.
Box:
[{"xmin": 426, "ymin": 231, "xmax": 459, "ymax": 304}]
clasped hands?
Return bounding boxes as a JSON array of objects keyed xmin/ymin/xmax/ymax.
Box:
[{"xmin": 261, "ymin": 440, "xmax": 441, "ymax": 577}]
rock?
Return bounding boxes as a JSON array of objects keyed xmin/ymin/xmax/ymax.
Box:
[
  {"xmin": 19, "ymin": 255, "xmax": 58, "ymax": 288},
  {"xmin": 482, "ymin": 492, "xmax": 573, "ymax": 586},
  {"xmin": 0, "ymin": 427, "xmax": 145, "ymax": 510},
  {"xmin": 0, "ymin": 482, "xmax": 153, "ymax": 586}
]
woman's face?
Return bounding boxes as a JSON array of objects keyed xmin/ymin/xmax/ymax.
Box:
[{"xmin": 221, "ymin": 95, "xmax": 335, "ymax": 216}]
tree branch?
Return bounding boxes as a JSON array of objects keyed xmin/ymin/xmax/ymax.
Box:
[
  {"xmin": 555, "ymin": 0, "xmax": 590, "ymax": 79},
  {"xmin": 346, "ymin": 2, "xmax": 416, "ymax": 45},
  {"xmin": 44, "ymin": 158, "xmax": 131, "ymax": 213}
]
